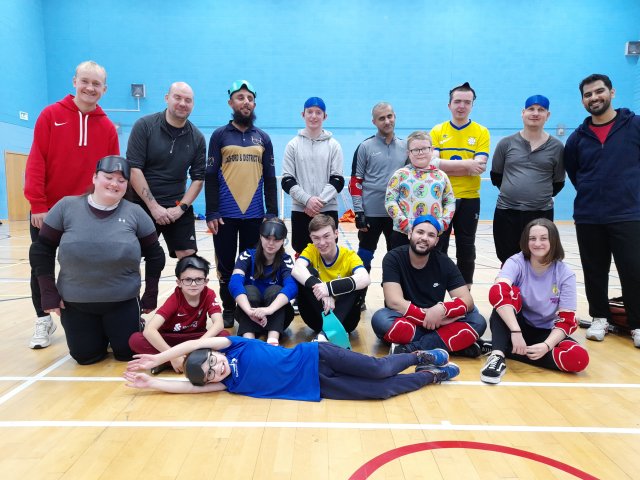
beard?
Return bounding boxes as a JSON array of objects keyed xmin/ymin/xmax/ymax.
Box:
[
  {"xmin": 409, "ymin": 238, "xmax": 435, "ymax": 257},
  {"xmin": 232, "ymin": 110, "xmax": 256, "ymax": 128},
  {"xmin": 586, "ymin": 97, "xmax": 611, "ymax": 117}
]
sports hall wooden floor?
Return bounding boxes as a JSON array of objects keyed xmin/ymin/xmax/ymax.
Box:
[{"xmin": 1, "ymin": 219, "xmax": 639, "ymax": 479}]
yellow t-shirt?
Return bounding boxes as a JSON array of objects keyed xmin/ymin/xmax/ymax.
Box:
[
  {"xmin": 430, "ymin": 120, "xmax": 490, "ymax": 199},
  {"xmin": 299, "ymin": 245, "xmax": 364, "ymax": 282}
]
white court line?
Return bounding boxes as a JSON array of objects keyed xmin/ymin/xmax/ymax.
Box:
[
  {"xmin": 0, "ymin": 354, "xmax": 71, "ymax": 406},
  {"xmin": 1, "ymin": 376, "xmax": 639, "ymax": 389},
  {"xmin": 0, "ymin": 420, "xmax": 638, "ymax": 435}
]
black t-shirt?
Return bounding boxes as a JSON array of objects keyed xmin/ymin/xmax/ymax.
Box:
[{"xmin": 381, "ymin": 245, "xmax": 466, "ymax": 308}]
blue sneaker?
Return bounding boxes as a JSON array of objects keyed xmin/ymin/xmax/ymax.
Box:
[
  {"xmin": 416, "ymin": 362, "xmax": 461, "ymax": 383},
  {"xmin": 415, "ymin": 348, "xmax": 449, "ymax": 367}
]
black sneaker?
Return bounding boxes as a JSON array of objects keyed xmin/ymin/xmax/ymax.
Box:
[
  {"xmin": 480, "ymin": 354, "xmax": 506, "ymax": 384},
  {"xmin": 223, "ymin": 309, "xmax": 235, "ymax": 328},
  {"xmin": 453, "ymin": 342, "xmax": 482, "ymax": 358},
  {"xmin": 478, "ymin": 338, "xmax": 493, "ymax": 356},
  {"xmin": 391, "ymin": 343, "xmax": 417, "ymax": 355},
  {"xmin": 150, "ymin": 362, "xmax": 171, "ymax": 375}
]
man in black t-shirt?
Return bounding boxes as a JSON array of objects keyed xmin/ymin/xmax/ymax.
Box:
[
  {"xmin": 127, "ymin": 82, "xmax": 206, "ymax": 259},
  {"xmin": 371, "ymin": 215, "xmax": 487, "ymax": 355}
]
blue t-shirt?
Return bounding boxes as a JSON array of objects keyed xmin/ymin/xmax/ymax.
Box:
[{"xmin": 220, "ymin": 337, "xmax": 320, "ymax": 401}]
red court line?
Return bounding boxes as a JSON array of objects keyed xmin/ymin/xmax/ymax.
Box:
[{"xmin": 349, "ymin": 440, "xmax": 598, "ymax": 480}]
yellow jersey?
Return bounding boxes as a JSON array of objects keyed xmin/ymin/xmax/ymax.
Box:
[
  {"xmin": 299, "ymin": 245, "xmax": 364, "ymax": 282},
  {"xmin": 430, "ymin": 120, "xmax": 490, "ymax": 199}
]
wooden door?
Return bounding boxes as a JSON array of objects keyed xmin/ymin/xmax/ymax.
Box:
[{"xmin": 4, "ymin": 151, "xmax": 30, "ymax": 221}]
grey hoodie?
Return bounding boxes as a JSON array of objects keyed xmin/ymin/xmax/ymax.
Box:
[{"xmin": 282, "ymin": 129, "xmax": 343, "ymax": 212}]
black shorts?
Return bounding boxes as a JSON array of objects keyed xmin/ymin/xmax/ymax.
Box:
[{"xmin": 140, "ymin": 204, "xmax": 197, "ymax": 258}]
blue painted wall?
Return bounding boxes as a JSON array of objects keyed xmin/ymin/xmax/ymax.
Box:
[{"xmin": 1, "ymin": 0, "xmax": 639, "ymax": 219}]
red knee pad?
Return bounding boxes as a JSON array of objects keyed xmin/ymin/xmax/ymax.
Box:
[
  {"xmin": 436, "ymin": 321, "xmax": 479, "ymax": 351},
  {"xmin": 383, "ymin": 317, "xmax": 416, "ymax": 344},
  {"xmin": 552, "ymin": 340, "xmax": 589, "ymax": 373},
  {"xmin": 489, "ymin": 282, "xmax": 522, "ymax": 313},
  {"xmin": 438, "ymin": 297, "xmax": 468, "ymax": 319}
]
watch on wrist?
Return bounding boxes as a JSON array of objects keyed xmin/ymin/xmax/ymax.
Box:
[{"xmin": 179, "ymin": 203, "xmax": 189, "ymax": 212}]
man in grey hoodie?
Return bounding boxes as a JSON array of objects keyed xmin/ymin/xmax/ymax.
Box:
[{"xmin": 281, "ymin": 97, "xmax": 345, "ymax": 255}]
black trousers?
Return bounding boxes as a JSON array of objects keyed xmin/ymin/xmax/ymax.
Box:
[
  {"xmin": 61, "ymin": 298, "xmax": 140, "ymax": 364},
  {"xmin": 436, "ymin": 198, "xmax": 480, "ymax": 284},
  {"xmin": 575, "ymin": 222, "xmax": 640, "ymax": 328},
  {"xmin": 493, "ymin": 208, "xmax": 554, "ymax": 264},
  {"xmin": 357, "ymin": 216, "xmax": 394, "ymax": 270},
  {"xmin": 317, "ymin": 342, "xmax": 434, "ymax": 400},
  {"xmin": 213, "ymin": 217, "xmax": 263, "ymax": 311},
  {"xmin": 297, "ymin": 283, "xmax": 363, "ymax": 333},
  {"xmin": 235, "ymin": 285, "xmax": 294, "ymax": 335},
  {"xmin": 29, "ymin": 219, "xmax": 46, "ymax": 317}
]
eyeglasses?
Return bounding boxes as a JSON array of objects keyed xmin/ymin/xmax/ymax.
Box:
[
  {"xmin": 179, "ymin": 277, "xmax": 206, "ymax": 286},
  {"xmin": 409, "ymin": 147, "xmax": 432, "ymax": 155},
  {"xmin": 206, "ymin": 352, "xmax": 218, "ymax": 380}
]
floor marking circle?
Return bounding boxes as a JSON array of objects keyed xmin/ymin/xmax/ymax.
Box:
[{"xmin": 349, "ymin": 440, "xmax": 597, "ymax": 479}]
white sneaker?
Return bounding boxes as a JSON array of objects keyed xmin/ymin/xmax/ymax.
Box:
[
  {"xmin": 631, "ymin": 329, "xmax": 640, "ymax": 348},
  {"xmin": 29, "ymin": 315, "xmax": 57, "ymax": 349},
  {"xmin": 586, "ymin": 317, "xmax": 608, "ymax": 342}
]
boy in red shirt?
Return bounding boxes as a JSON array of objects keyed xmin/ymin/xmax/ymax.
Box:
[{"xmin": 129, "ymin": 255, "xmax": 228, "ymax": 374}]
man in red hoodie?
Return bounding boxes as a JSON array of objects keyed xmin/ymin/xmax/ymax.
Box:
[{"xmin": 24, "ymin": 60, "xmax": 120, "ymax": 349}]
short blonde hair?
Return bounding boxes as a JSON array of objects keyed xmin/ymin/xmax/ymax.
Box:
[
  {"xmin": 407, "ymin": 131, "xmax": 432, "ymax": 150},
  {"xmin": 74, "ymin": 60, "xmax": 107, "ymax": 84}
]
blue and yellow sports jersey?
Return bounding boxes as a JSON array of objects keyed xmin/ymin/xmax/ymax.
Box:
[
  {"xmin": 205, "ymin": 122, "xmax": 277, "ymax": 220},
  {"xmin": 299, "ymin": 245, "xmax": 364, "ymax": 282},
  {"xmin": 430, "ymin": 120, "xmax": 490, "ymax": 199}
]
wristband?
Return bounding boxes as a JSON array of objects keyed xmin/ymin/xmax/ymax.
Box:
[
  {"xmin": 304, "ymin": 276, "xmax": 322, "ymax": 289},
  {"xmin": 544, "ymin": 342, "xmax": 551, "ymax": 352},
  {"xmin": 326, "ymin": 277, "xmax": 356, "ymax": 296},
  {"xmin": 510, "ymin": 330, "xmax": 521, "ymax": 333}
]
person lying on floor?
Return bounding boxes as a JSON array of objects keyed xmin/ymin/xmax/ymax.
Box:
[{"xmin": 124, "ymin": 335, "xmax": 459, "ymax": 402}]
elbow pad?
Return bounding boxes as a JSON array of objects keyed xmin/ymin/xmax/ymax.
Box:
[
  {"xmin": 349, "ymin": 176, "xmax": 363, "ymax": 197},
  {"xmin": 281, "ymin": 176, "xmax": 297, "ymax": 194},
  {"xmin": 329, "ymin": 175, "xmax": 345, "ymax": 193},
  {"xmin": 326, "ymin": 277, "xmax": 356, "ymax": 296},
  {"xmin": 404, "ymin": 303, "xmax": 426, "ymax": 323},
  {"xmin": 555, "ymin": 311, "xmax": 577, "ymax": 336},
  {"xmin": 489, "ymin": 282, "xmax": 522, "ymax": 313},
  {"xmin": 438, "ymin": 297, "xmax": 468, "ymax": 318}
]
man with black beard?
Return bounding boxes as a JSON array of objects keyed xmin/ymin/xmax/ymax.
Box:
[
  {"xmin": 205, "ymin": 80, "xmax": 278, "ymax": 327},
  {"xmin": 564, "ymin": 73, "xmax": 640, "ymax": 347},
  {"xmin": 371, "ymin": 215, "xmax": 486, "ymax": 356}
]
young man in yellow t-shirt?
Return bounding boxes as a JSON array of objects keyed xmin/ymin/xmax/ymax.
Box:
[
  {"xmin": 292, "ymin": 214, "xmax": 371, "ymax": 333},
  {"xmin": 430, "ymin": 82, "xmax": 490, "ymax": 287}
]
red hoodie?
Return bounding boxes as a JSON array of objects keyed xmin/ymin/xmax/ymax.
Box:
[{"xmin": 24, "ymin": 94, "xmax": 120, "ymax": 214}]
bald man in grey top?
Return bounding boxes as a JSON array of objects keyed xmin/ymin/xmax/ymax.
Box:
[
  {"xmin": 349, "ymin": 102, "xmax": 407, "ymax": 273},
  {"xmin": 127, "ymin": 82, "xmax": 206, "ymax": 259},
  {"xmin": 490, "ymin": 94, "xmax": 565, "ymax": 263}
]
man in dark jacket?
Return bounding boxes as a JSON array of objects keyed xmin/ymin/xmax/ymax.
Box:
[{"xmin": 564, "ymin": 73, "xmax": 640, "ymax": 347}]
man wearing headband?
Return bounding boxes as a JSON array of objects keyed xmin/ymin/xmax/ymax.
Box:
[
  {"xmin": 205, "ymin": 80, "xmax": 278, "ymax": 328},
  {"xmin": 127, "ymin": 82, "xmax": 206, "ymax": 259},
  {"xmin": 349, "ymin": 102, "xmax": 407, "ymax": 308},
  {"xmin": 490, "ymin": 95, "xmax": 565, "ymax": 264},
  {"xmin": 430, "ymin": 82, "xmax": 490, "ymax": 287},
  {"xmin": 371, "ymin": 215, "xmax": 487, "ymax": 357},
  {"xmin": 565, "ymin": 74, "xmax": 640, "ymax": 347},
  {"xmin": 24, "ymin": 60, "xmax": 119, "ymax": 349},
  {"xmin": 281, "ymin": 97, "xmax": 344, "ymax": 255}
]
